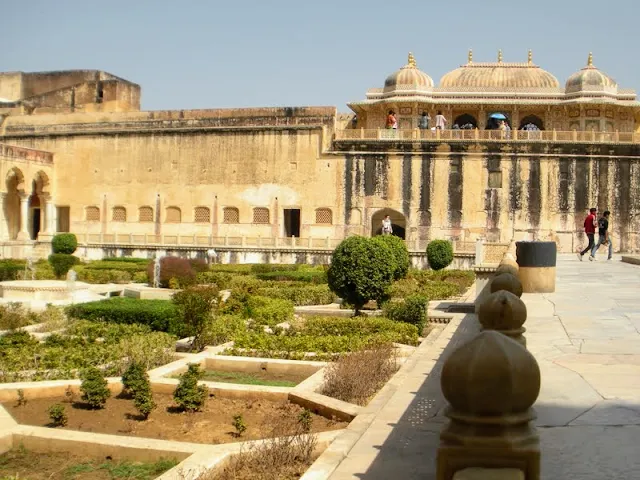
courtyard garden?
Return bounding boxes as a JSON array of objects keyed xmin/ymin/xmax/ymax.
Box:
[{"xmin": 0, "ymin": 234, "xmax": 474, "ymax": 478}]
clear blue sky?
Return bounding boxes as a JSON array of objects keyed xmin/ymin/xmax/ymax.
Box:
[{"xmin": 3, "ymin": 0, "xmax": 639, "ymax": 112}]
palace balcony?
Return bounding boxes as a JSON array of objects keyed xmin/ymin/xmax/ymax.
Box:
[{"xmin": 334, "ymin": 128, "xmax": 640, "ymax": 144}]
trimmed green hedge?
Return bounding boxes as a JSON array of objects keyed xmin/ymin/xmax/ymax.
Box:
[
  {"xmin": 254, "ymin": 270, "xmax": 327, "ymax": 284},
  {"xmin": 66, "ymin": 298, "xmax": 180, "ymax": 334},
  {"xmin": 246, "ymin": 296, "xmax": 294, "ymax": 327},
  {"xmin": 383, "ymin": 294, "xmax": 429, "ymax": 333},
  {"xmin": 255, "ymin": 284, "xmax": 336, "ymax": 306},
  {"xmin": 0, "ymin": 260, "xmax": 25, "ymax": 281},
  {"xmin": 293, "ymin": 316, "xmax": 417, "ymax": 341},
  {"xmin": 82, "ymin": 261, "xmax": 148, "ymax": 273},
  {"xmin": 51, "ymin": 233, "xmax": 77, "ymax": 254}
]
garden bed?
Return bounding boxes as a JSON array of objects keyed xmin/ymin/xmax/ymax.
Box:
[
  {"xmin": 4, "ymin": 394, "xmax": 347, "ymax": 445},
  {"xmin": 0, "ymin": 446, "xmax": 177, "ymax": 480},
  {"xmin": 198, "ymin": 369, "xmax": 307, "ymax": 387}
]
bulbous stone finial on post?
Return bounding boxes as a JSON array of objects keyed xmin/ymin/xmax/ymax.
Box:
[
  {"xmin": 495, "ymin": 257, "xmax": 519, "ymax": 277},
  {"xmin": 490, "ymin": 272, "xmax": 523, "ymax": 297},
  {"xmin": 478, "ymin": 290, "xmax": 527, "ymax": 347},
  {"xmin": 437, "ymin": 331, "xmax": 541, "ymax": 480}
]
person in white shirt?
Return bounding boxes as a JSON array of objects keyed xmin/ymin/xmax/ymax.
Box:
[
  {"xmin": 435, "ymin": 111, "xmax": 447, "ymax": 130},
  {"xmin": 382, "ymin": 215, "xmax": 393, "ymax": 235}
]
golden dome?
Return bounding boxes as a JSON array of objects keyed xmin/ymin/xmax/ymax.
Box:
[
  {"xmin": 566, "ymin": 53, "xmax": 618, "ymax": 94},
  {"xmin": 383, "ymin": 52, "xmax": 434, "ymax": 93},
  {"xmin": 439, "ymin": 50, "xmax": 559, "ymax": 91}
]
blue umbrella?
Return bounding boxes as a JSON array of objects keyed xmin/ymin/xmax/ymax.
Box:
[{"xmin": 489, "ymin": 113, "xmax": 507, "ymax": 120}]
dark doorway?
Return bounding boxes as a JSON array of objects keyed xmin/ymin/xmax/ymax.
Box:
[
  {"xmin": 284, "ymin": 209, "xmax": 301, "ymax": 237},
  {"xmin": 32, "ymin": 208, "xmax": 41, "ymax": 240}
]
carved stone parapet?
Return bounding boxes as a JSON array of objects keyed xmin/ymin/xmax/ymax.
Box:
[{"xmin": 437, "ymin": 331, "xmax": 541, "ymax": 480}]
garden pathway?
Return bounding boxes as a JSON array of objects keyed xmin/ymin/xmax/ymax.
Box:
[{"xmin": 328, "ymin": 254, "xmax": 640, "ymax": 480}]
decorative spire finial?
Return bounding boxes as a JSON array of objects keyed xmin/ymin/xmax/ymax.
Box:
[
  {"xmin": 407, "ymin": 52, "xmax": 417, "ymax": 68},
  {"xmin": 468, "ymin": 49, "xmax": 473, "ymax": 64},
  {"xmin": 528, "ymin": 49, "xmax": 533, "ymax": 65},
  {"xmin": 587, "ymin": 52, "xmax": 593, "ymax": 67},
  {"xmin": 498, "ymin": 49, "xmax": 503, "ymax": 63}
]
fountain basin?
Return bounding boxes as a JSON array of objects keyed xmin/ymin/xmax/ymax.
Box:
[{"xmin": 0, "ymin": 280, "xmax": 105, "ymax": 311}]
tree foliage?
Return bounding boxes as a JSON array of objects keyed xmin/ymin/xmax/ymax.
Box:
[
  {"xmin": 327, "ymin": 236, "xmax": 395, "ymax": 314},
  {"xmin": 374, "ymin": 235, "xmax": 410, "ymax": 280},
  {"xmin": 426, "ymin": 240, "xmax": 454, "ymax": 271}
]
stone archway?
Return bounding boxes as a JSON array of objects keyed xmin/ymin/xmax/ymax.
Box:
[
  {"xmin": 519, "ymin": 115, "xmax": 545, "ymax": 131},
  {"xmin": 5, "ymin": 167, "xmax": 26, "ymax": 240},
  {"xmin": 453, "ymin": 114, "xmax": 478, "ymax": 129},
  {"xmin": 371, "ymin": 208, "xmax": 406, "ymax": 239}
]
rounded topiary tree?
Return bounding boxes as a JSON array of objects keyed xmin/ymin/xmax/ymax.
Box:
[
  {"xmin": 327, "ymin": 236, "xmax": 395, "ymax": 315},
  {"xmin": 51, "ymin": 233, "xmax": 78, "ymax": 254},
  {"xmin": 375, "ymin": 234, "xmax": 410, "ymax": 280},
  {"xmin": 426, "ymin": 240, "xmax": 454, "ymax": 271}
]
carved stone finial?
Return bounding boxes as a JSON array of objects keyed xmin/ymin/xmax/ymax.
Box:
[
  {"xmin": 498, "ymin": 49, "xmax": 503, "ymax": 63},
  {"xmin": 587, "ymin": 52, "xmax": 593, "ymax": 67},
  {"xmin": 478, "ymin": 290, "xmax": 528, "ymax": 347},
  {"xmin": 528, "ymin": 49, "xmax": 533, "ymax": 65},
  {"xmin": 490, "ymin": 272, "xmax": 523, "ymax": 297},
  {"xmin": 407, "ymin": 52, "xmax": 417, "ymax": 68},
  {"xmin": 468, "ymin": 49, "xmax": 473, "ymax": 64}
]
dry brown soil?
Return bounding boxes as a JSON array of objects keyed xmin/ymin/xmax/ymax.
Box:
[{"xmin": 5, "ymin": 394, "xmax": 346, "ymax": 444}]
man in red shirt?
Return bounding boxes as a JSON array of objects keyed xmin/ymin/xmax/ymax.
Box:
[{"xmin": 578, "ymin": 207, "xmax": 597, "ymax": 261}]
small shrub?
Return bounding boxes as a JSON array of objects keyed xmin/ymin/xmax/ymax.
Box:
[
  {"xmin": 426, "ymin": 240, "xmax": 454, "ymax": 271},
  {"xmin": 200, "ymin": 315, "xmax": 247, "ymax": 347},
  {"xmin": 254, "ymin": 270, "xmax": 327, "ymax": 284},
  {"xmin": 189, "ymin": 258, "xmax": 209, "ymax": 273},
  {"xmin": 172, "ymin": 285, "xmax": 220, "ymax": 351},
  {"xmin": 15, "ymin": 389, "xmax": 27, "ymax": 407},
  {"xmin": 228, "ymin": 275, "xmax": 270, "ymax": 294},
  {"xmin": 196, "ymin": 271, "xmax": 234, "ymax": 289},
  {"xmin": 232, "ymin": 414, "xmax": 247, "ymax": 437},
  {"xmin": 132, "ymin": 271, "xmax": 148, "ymax": 283},
  {"xmin": 383, "ymin": 294, "xmax": 429, "ymax": 333},
  {"xmin": 374, "ymin": 234, "xmax": 410, "ymax": 280},
  {"xmin": 146, "ymin": 256, "xmax": 196, "ymax": 288},
  {"xmin": 246, "ymin": 296, "xmax": 294, "ymax": 327},
  {"xmin": 250, "ymin": 264, "xmax": 299, "ymax": 273},
  {"xmin": 48, "ymin": 253, "xmax": 78, "ymax": 279},
  {"xmin": 0, "ymin": 303, "xmax": 33, "ymax": 330},
  {"xmin": 121, "ymin": 361, "xmax": 147, "ymax": 396},
  {"xmin": 173, "ymin": 363, "xmax": 208, "ymax": 412},
  {"xmin": 133, "ymin": 379, "xmax": 156, "ymax": 419},
  {"xmin": 298, "ymin": 409, "xmax": 313, "ymax": 433},
  {"xmin": 322, "ymin": 342, "xmax": 398, "ymax": 406},
  {"xmin": 327, "ymin": 236, "xmax": 395, "ymax": 314},
  {"xmin": 51, "ymin": 233, "xmax": 78, "ymax": 254},
  {"xmin": 0, "ymin": 259, "xmax": 25, "ymax": 281},
  {"xmin": 80, "ymin": 367, "xmax": 111, "ymax": 409},
  {"xmin": 66, "ymin": 298, "xmax": 179, "ymax": 333},
  {"xmin": 47, "ymin": 403, "xmax": 68, "ymax": 427}
]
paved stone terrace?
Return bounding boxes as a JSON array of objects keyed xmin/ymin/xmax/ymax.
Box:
[{"xmin": 329, "ymin": 254, "xmax": 640, "ymax": 479}]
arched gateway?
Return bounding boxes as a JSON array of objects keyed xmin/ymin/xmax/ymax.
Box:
[{"xmin": 371, "ymin": 208, "xmax": 406, "ymax": 239}]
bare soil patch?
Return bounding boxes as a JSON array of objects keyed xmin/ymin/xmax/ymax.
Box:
[
  {"xmin": 5, "ymin": 394, "xmax": 346, "ymax": 444},
  {"xmin": 0, "ymin": 446, "xmax": 176, "ymax": 479}
]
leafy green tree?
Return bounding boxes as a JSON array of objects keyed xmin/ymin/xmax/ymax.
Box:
[
  {"xmin": 374, "ymin": 234, "xmax": 410, "ymax": 280},
  {"xmin": 121, "ymin": 361, "xmax": 147, "ymax": 397},
  {"xmin": 51, "ymin": 233, "xmax": 78, "ymax": 254},
  {"xmin": 426, "ymin": 240, "xmax": 454, "ymax": 271},
  {"xmin": 80, "ymin": 367, "xmax": 111, "ymax": 409},
  {"xmin": 173, "ymin": 363, "xmax": 208, "ymax": 412},
  {"xmin": 172, "ymin": 285, "xmax": 220, "ymax": 351},
  {"xmin": 327, "ymin": 236, "xmax": 395, "ymax": 315}
]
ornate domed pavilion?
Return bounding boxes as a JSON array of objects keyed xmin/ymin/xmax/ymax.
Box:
[
  {"xmin": 565, "ymin": 52, "xmax": 619, "ymax": 97},
  {"xmin": 439, "ymin": 50, "xmax": 560, "ymax": 92},
  {"xmin": 382, "ymin": 52, "xmax": 434, "ymax": 95}
]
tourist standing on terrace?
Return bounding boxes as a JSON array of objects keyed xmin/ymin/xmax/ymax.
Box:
[
  {"xmin": 386, "ymin": 110, "xmax": 397, "ymax": 129},
  {"xmin": 419, "ymin": 112, "xmax": 430, "ymax": 130},
  {"xmin": 578, "ymin": 207, "xmax": 598, "ymax": 261},
  {"xmin": 591, "ymin": 210, "xmax": 613, "ymax": 261},
  {"xmin": 435, "ymin": 111, "xmax": 447, "ymax": 130}
]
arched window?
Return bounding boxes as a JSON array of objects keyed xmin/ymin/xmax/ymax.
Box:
[
  {"xmin": 453, "ymin": 114, "xmax": 478, "ymax": 129},
  {"xmin": 165, "ymin": 206, "xmax": 182, "ymax": 223},
  {"xmin": 85, "ymin": 206, "xmax": 100, "ymax": 222},
  {"xmin": 112, "ymin": 206, "xmax": 127, "ymax": 222},
  {"xmin": 194, "ymin": 206, "xmax": 210, "ymax": 223},
  {"xmin": 315, "ymin": 208, "xmax": 333, "ymax": 224},
  {"xmin": 518, "ymin": 115, "xmax": 545, "ymax": 131},
  {"xmin": 252, "ymin": 207, "xmax": 270, "ymax": 224},
  {"xmin": 223, "ymin": 207, "xmax": 239, "ymax": 224},
  {"xmin": 138, "ymin": 206, "xmax": 154, "ymax": 222}
]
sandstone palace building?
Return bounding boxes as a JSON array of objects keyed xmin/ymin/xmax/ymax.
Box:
[{"xmin": 1, "ymin": 50, "xmax": 640, "ymax": 258}]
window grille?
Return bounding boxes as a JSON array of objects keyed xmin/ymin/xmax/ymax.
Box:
[
  {"xmin": 139, "ymin": 206, "xmax": 154, "ymax": 222},
  {"xmin": 86, "ymin": 206, "xmax": 100, "ymax": 222},
  {"xmin": 223, "ymin": 207, "xmax": 239, "ymax": 224},
  {"xmin": 252, "ymin": 207, "xmax": 270, "ymax": 224},
  {"xmin": 194, "ymin": 206, "xmax": 210, "ymax": 223},
  {"xmin": 315, "ymin": 208, "xmax": 332, "ymax": 224},
  {"xmin": 112, "ymin": 206, "xmax": 127, "ymax": 222}
]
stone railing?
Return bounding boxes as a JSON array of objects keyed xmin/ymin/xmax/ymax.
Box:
[
  {"xmin": 335, "ymin": 128, "xmax": 640, "ymax": 144},
  {"xmin": 0, "ymin": 143, "xmax": 53, "ymax": 163},
  {"xmin": 71, "ymin": 232, "xmax": 478, "ymax": 253}
]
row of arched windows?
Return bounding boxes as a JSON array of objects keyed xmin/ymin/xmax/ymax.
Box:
[{"xmin": 84, "ymin": 206, "xmax": 334, "ymax": 225}]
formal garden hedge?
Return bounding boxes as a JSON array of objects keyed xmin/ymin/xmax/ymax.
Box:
[{"xmin": 66, "ymin": 298, "xmax": 181, "ymax": 335}]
